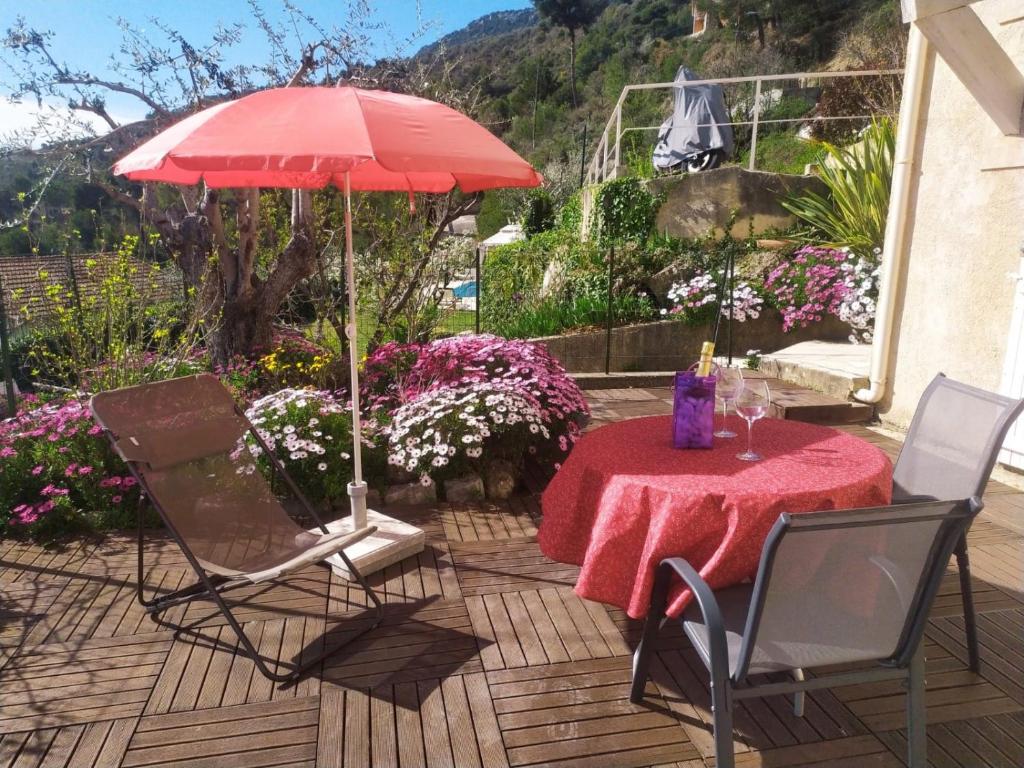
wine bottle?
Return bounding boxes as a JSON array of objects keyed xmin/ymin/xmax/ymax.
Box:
[{"xmin": 696, "ymin": 341, "xmax": 715, "ymax": 377}]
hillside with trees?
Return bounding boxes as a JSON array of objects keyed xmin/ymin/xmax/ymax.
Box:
[
  {"xmin": 425, "ymin": 0, "xmax": 905, "ymax": 233},
  {"xmin": 0, "ymin": 0, "xmax": 906, "ymax": 256}
]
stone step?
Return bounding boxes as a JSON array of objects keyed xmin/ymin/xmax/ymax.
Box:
[{"xmin": 758, "ymin": 341, "xmax": 870, "ymax": 402}]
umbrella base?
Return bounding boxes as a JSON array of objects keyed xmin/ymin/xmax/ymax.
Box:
[{"xmin": 318, "ymin": 509, "xmax": 426, "ymax": 579}]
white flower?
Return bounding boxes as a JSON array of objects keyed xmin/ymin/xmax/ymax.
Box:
[
  {"xmin": 283, "ymin": 425, "xmax": 296, "ymax": 434},
  {"xmin": 318, "ymin": 462, "xmax": 328, "ymax": 471}
]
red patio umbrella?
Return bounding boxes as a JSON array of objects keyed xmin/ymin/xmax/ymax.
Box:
[{"xmin": 114, "ymin": 86, "xmax": 542, "ymax": 528}]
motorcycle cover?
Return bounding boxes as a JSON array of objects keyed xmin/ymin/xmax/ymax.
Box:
[{"xmin": 652, "ymin": 66, "xmax": 734, "ymax": 170}]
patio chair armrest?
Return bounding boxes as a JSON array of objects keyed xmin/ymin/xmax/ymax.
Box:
[{"xmin": 652, "ymin": 558, "xmax": 730, "ymax": 685}]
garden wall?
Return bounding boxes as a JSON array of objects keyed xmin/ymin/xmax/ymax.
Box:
[
  {"xmin": 533, "ymin": 313, "xmax": 852, "ymax": 373},
  {"xmin": 647, "ymin": 166, "xmax": 828, "ymax": 239}
]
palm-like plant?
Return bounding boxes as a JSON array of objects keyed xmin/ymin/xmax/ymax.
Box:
[{"xmin": 781, "ymin": 119, "xmax": 895, "ymax": 258}]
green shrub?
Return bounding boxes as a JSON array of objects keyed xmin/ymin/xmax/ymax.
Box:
[
  {"xmin": 781, "ymin": 119, "xmax": 895, "ymax": 257},
  {"xmin": 483, "ymin": 292, "xmax": 655, "ymax": 340},
  {"xmin": 12, "ymin": 238, "xmax": 197, "ymax": 392},
  {"xmin": 557, "ymin": 192, "xmax": 583, "ymax": 233},
  {"xmin": 591, "ymin": 177, "xmax": 660, "ymax": 244},
  {"xmin": 739, "ymin": 132, "xmax": 821, "ymax": 175},
  {"xmin": 521, "ymin": 189, "xmax": 556, "ymax": 236}
]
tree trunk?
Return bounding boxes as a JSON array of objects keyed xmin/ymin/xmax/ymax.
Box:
[
  {"xmin": 208, "ymin": 294, "xmax": 276, "ymax": 363},
  {"xmin": 143, "ymin": 185, "xmax": 318, "ymax": 367},
  {"xmin": 568, "ymin": 28, "xmax": 578, "ymax": 109},
  {"xmin": 205, "ymin": 190, "xmax": 317, "ymax": 365}
]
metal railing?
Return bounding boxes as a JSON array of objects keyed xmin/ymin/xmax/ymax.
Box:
[{"xmin": 586, "ymin": 68, "xmax": 903, "ymax": 186}]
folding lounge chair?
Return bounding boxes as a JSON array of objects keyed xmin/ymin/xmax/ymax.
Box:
[
  {"xmin": 630, "ymin": 498, "xmax": 982, "ymax": 768},
  {"xmin": 90, "ymin": 373, "xmax": 384, "ymax": 682},
  {"xmin": 891, "ymin": 373, "xmax": 1024, "ymax": 671}
]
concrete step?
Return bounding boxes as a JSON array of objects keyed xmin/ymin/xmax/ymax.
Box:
[{"xmin": 758, "ymin": 341, "xmax": 870, "ymax": 402}]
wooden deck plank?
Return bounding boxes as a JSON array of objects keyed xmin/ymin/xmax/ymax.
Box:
[{"xmin": 3, "ymin": 388, "xmax": 1024, "ymax": 768}]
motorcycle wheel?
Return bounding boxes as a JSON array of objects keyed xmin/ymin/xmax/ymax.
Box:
[{"xmin": 685, "ymin": 151, "xmax": 724, "ymax": 173}]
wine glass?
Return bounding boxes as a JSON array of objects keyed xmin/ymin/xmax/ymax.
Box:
[
  {"xmin": 735, "ymin": 379, "xmax": 771, "ymax": 461},
  {"xmin": 714, "ymin": 366, "xmax": 744, "ymax": 438}
]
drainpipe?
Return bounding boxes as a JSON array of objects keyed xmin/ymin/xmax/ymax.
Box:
[{"xmin": 855, "ymin": 25, "xmax": 931, "ymax": 404}]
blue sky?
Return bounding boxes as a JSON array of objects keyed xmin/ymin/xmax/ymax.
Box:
[{"xmin": 0, "ymin": 0, "xmax": 531, "ymax": 131}]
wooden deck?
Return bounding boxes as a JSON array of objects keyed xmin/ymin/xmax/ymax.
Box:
[{"xmin": 2, "ymin": 386, "xmax": 1024, "ymax": 767}]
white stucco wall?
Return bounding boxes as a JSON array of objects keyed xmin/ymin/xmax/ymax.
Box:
[{"xmin": 883, "ymin": 0, "xmax": 1024, "ymax": 428}]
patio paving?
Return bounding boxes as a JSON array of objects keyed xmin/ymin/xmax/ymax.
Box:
[{"xmin": 1, "ymin": 388, "xmax": 1024, "ymax": 767}]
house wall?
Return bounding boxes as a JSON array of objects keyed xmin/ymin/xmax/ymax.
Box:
[{"xmin": 882, "ymin": 0, "xmax": 1024, "ymax": 428}]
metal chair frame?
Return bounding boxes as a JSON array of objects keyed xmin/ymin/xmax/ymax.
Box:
[
  {"xmin": 101, "ymin": 396, "xmax": 383, "ymax": 684},
  {"xmin": 892, "ymin": 373, "xmax": 1024, "ymax": 672},
  {"xmin": 630, "ymin": 498, "xmax": 982, "ymax": 768}
]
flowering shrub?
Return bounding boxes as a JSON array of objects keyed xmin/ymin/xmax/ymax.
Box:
[
  {"xmin": 764, "ymin": 246, "xmax": 849, "ymax": 332},
  {"xmin": 215, "ymin": 355, "xmax": 264, "ymax": 403},
  {"xmin": 243, "ymin": 388, "xmax": 385, "ymax": 507},
  {"xmin": 364, "ymin": 334, "xmax": 588, "ymax": 484},
  {"xmin": 661, "ymin": 272, "xmax": 764, "ymax": 324},
  {"xmin": 764, "ymin": 245, "xmax": 879, "ymax": 339},
  {"xmin": 363, "ymin": 334, "xmax": 588, "ymax": 419},
  {"xmin": 386, "ymin": 380, "xmax": 554, "ymax": 483},
  {"xmin": 1, "ymin": 333, "xmax": 588, "ymax": 535},
  {"xmin": 257, "ymin": 331, "xmax": 340, "ymax": 390},
  {"xmin": 0, "ymin": 397, "xmax": 141, "ymax": 539},
  {"xmin": 837, "ymin": 251, "xmax": 880, "ymax": 343}
]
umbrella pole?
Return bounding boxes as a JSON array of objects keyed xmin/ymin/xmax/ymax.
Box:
[{"xmin": 343, "ymin": 171, "xmax": 368, "ymax": 530}]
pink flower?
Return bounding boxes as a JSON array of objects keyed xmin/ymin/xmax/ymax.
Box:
[
  {"xmin": 111, "ymin": 495, "xmax": 123, "ymax": 504},
  {"xmin": 78, "ymin": 466, "xmax": 93, "ymax": 475},
  {"xmin": 0, "ymin": 446, "xmax": 15, "ymax": 457},
  {"xmin": 31, "ymin": 465, "xmax": 44, "ymax": 476}
]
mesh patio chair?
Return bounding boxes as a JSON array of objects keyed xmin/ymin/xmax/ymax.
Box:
[
  {"xmin": 891, "ymin": 373, "xmax": 1024, "ymax": 671},
  {"xmin": 90, "ymin": 374, "xmax": 384, "ymax": 683},
  {"xmin": 630, "ymin": 498, "xmax": 982, "ymax": 768}
]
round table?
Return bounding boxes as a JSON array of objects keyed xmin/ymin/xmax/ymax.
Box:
[{"xmin": 539, "ymin": 415, "xmax": 892, "ymax": 619}]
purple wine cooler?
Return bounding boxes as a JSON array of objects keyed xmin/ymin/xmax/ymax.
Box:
[{"xmin": 673, "ymin": 371, "xmax": 716, "ymax": 449}]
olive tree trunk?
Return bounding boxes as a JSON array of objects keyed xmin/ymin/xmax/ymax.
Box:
[{"xmin": 143, "ymin": 184, "xmax": 318, "ymax": 365}]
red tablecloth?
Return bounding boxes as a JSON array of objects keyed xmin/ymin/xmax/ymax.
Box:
[{"xmin": 539, "ymin": 415, "xmax": 892, "ymax": 619}]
